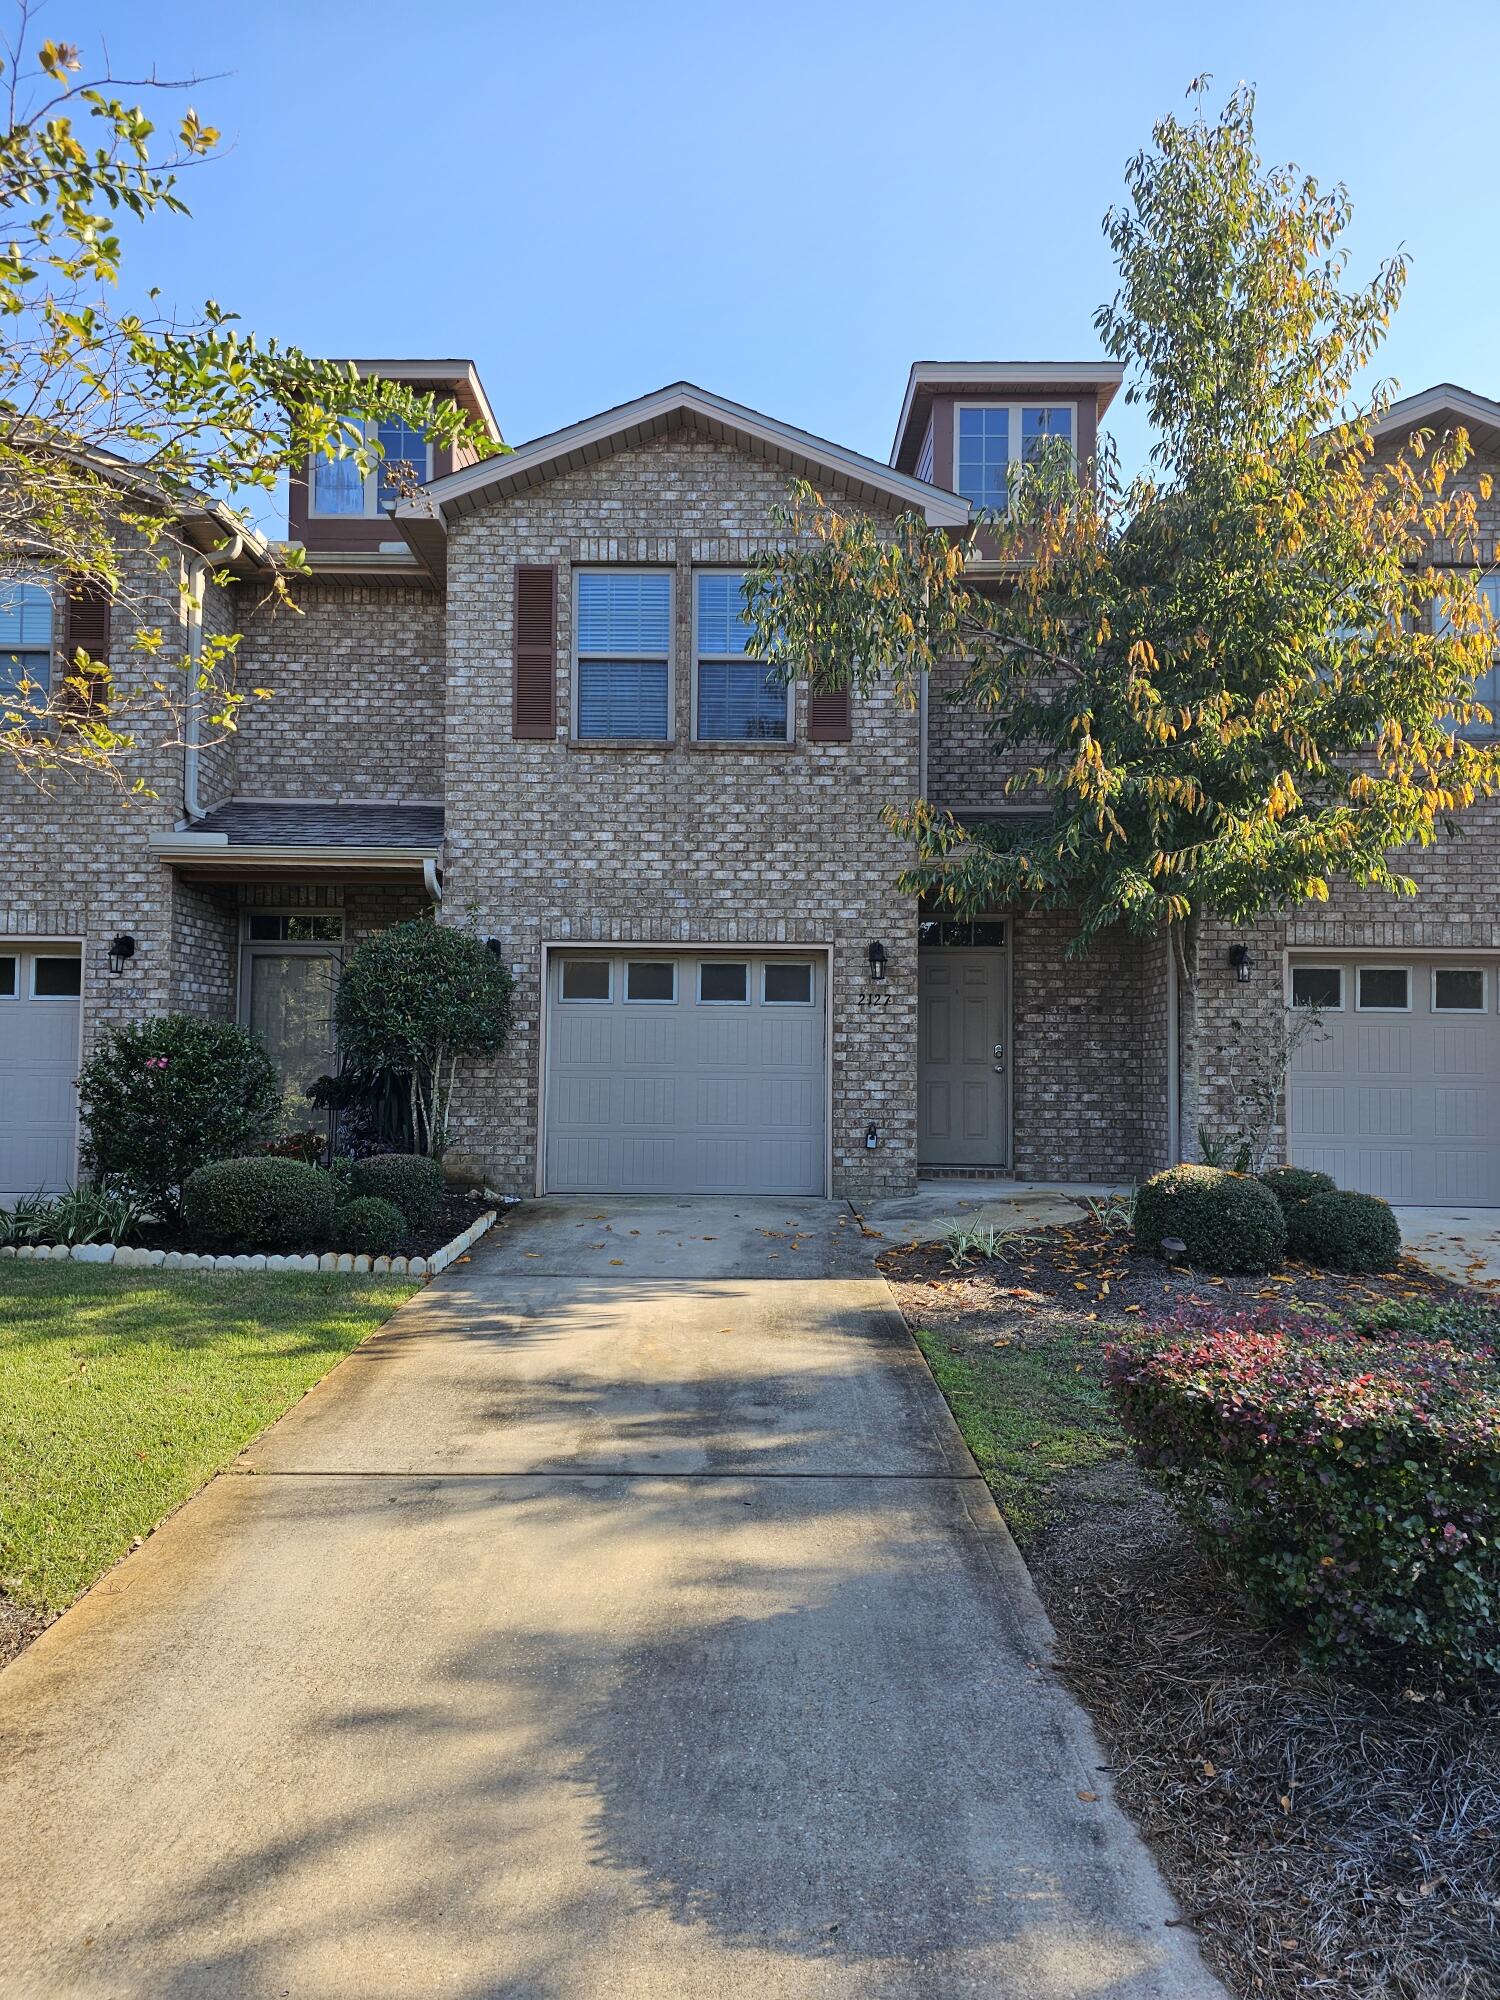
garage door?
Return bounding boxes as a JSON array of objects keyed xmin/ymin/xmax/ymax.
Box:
[
  {"xmin": 0, "ymin": 947, "xmax": 82, "ymax": 1201},
  {"xmin": 1287, "ymin": 955, "xmax": 1500, "ymax": 1204},
  {"xmin": 544, "ymin": 951, "xmax": 826, "ymax": 1195}
]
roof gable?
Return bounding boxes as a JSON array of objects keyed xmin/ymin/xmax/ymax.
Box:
[{"xmin": 1370, "ymin": 383, "xmax": 1500, "ymax": 458}]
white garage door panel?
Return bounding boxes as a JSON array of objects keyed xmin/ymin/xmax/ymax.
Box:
[
  {"xmin": 545, "ymin": 954, "xmax": 826, "ymax": 1196},
  {"xmin": 0, "ymin": 954, "xmax": 81, "ymax": 1202},
  {"xmin": 1287, "ymin": 954, "xmax": 1500, "ymax": 1205}
]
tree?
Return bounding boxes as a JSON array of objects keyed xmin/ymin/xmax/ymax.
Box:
[
  {"xmin": 0, "ymin": 7, "xmax": 499, "ymax": 790},
  {"xmin": 333, "ymin": 921, "xmax": 515, "ymax": 1159},
  {"xmin": 742, "ymin": 82, "xmax": 1500, "ymax": 994}
]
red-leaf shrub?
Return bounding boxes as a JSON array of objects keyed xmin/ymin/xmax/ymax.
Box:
[{"xmin": 1106, "ymin": 1314, "xmax": 1500, "ymax": 1681}]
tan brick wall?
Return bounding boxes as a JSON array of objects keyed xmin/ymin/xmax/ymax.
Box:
[{"xmin": 440, "ymin": 425, "xmax": 920, "ymax": 1199}]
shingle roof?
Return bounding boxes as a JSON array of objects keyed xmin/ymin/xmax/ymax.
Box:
[{"xmin": 192, "ymin": 801, "xmax": 444, "ymax": 849}]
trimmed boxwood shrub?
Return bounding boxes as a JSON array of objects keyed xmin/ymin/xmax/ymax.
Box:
[
  {"xmin": 183, "ymin": 1156, "xmax": 337, "ymax": 1252},
  {"xmin": 1257, "ymin": 1165, "xmax": 1336, "ymax": 1215},
  {"xmin": 78, "ymin": 1015, "xmax": 281, "ymax": 1221},
  {"xmin": 1107, "ymin": 1316, "xmax": 1500, "ymax": 1680},
  {"xmin": 331, "ymin": 1196, "xmax": 408, "ymax": 1257},
  {"xmin": 1287, "ymin": 1188, "xmax": 1401, "ymax": 1273},
  {"xmin": 1133, "ymin": 1164, "xmax": 1287, "ymax": 1274},
  {"xmin": 348, "ymin": 1152, "xmax": 445, "ymax": 1229}
]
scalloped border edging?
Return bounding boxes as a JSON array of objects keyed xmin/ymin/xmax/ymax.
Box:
[{"xmin": 0, "ymin": 1207, "xmax": 504, "ymax": 1279}]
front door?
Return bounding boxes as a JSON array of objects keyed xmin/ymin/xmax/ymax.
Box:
[
  {"xmin": 918, "ymin": 933, "xmax": 1010, "ymax": 1169},
  {"xmin": 244, "ymin": 951, "xmax": 339, "ymax": 1129}
]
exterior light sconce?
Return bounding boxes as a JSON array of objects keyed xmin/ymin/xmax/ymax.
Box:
[
  {"xmin": 1228, "ymin": 942, "xmax": 1253, "ymax": 985},
  {"xmin": 107, "ymin": 933, "xmax": 136, "ymax": 976},
  {"xmin": 867, "ymin": 940, "xmax": 887, "ymax": 982},
  {"xmin": 865, "ymin": 1123, "xmax": 880, "ymax": 1151}
]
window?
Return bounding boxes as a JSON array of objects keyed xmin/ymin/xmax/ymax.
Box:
[
  {"xmin": 1438, "ymin": 574, "xmax": 1500, "ymax": 738},
  {"xmin": 560, "ymin": 958, "xmax": 611, "ymax": 1001},
  {"xmin": 1358, "ymin": 965, "xmax": 1410, "ymax": 1011},
  {"xmin": 763, "ymin": 961, "xmax": 814, "ymax": 1005},
  {"xmin": 309, "ymin": 418, "xmax": 431, "ymax": 519},
  {"xmin": 0, "ymin": 955, "xmax": 15, "ymax": 997},
  {"xmin": 246, "ymin": 913, "xmax": 345, "ymax": 943},
  {"xmin": 0, "ymin": 582, "xmax": 53, "ymax": 702},
  {"xmin": 1434, "ymin": 966, "xmax": 1487, "ymax": 1012},
  {"xmin": 698, "ymin": 961, "xmax": 748, "ymax": 1003},
  {"xmin": 32, "ymin": 955, "xmax": 81, "ymax": 998},
  {"xmin": 1291, "ymin": 965, "xmax": 1343, "ymax": 1010},
  {"xmin": 955, "ymin": 405, "xmax": 1075, "ymax": 511},
  {"xmin": 575, "ymin": 571, "xmax": 672, "ymax": 740},
  {"xmin": 625, "ymin": 960, "xmax": 676, "ymax": 1003},
  {"xmin": 918, "ymin": 918, "xmax": 1006, "ymax": 948},
  {"xmin": 694, "ymin": 572, "xmax": 790, "ymax": 742}
]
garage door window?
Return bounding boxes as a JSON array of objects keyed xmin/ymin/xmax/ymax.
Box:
[
  {"xmin": 560, "ymin": 959, "xmax": 611, "ymax": 1002},
  {"xmin": 1435, "ymin": 966, "xmax": 1487, "ymax": 1012},
  {"xmin": 1291, "ymin": 965, "xmax": 1342, "ymax": 1010},
  {"xmin": 625, "ymin": 961, "xmax": 676, "ymax": 1003},
  {"xmin": 32, "ymin": 956, "xmax": 81, "ymax": 998},
  {"xmin": 0, "ymin": 956, "xmax": 14, "ymax": 998},
  {"xmin": 764, "ymin": 961, "xmax": 813, "ymax": 1004},
  {"xmin": 1358, "ymin": 966, "xmax": 1410, "ymax": 1011},
  {"xmin": 699, "ymin": 961, "xmax": 748, "ymax": 1003}
]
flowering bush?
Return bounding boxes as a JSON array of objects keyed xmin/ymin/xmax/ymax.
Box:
[
  {"xmin": 1133, "ymin": 1163, "xmax": 1287, "ymax": 1272},
  {"xmin": 1107, "ymin": 1315, "xmax": 1500, "ymax": 1680},
  {"xmin": 77, "ymin": 1015, "xmax": 281, "ymax": 1222}
]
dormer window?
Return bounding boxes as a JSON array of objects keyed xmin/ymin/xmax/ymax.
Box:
[
  {"xmin": 309, "ymin": 417, "xmax": 432, "ymax": 518},
  {"xmin": 955, "ymin": 403, "xmax": 1075, "ymax": 511}
]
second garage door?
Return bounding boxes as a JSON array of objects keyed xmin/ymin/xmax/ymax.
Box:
[
  {"xmin": 1287, "ymin": 955, "xmax": 1500, "ymax": 1205},
  {"xmin": 543, "ymin": 951, "xmax": 827, "ymax": 1196},
  {"xmin": 0, "ymin": 946, "xmax": 82, "ymax": 1201}
]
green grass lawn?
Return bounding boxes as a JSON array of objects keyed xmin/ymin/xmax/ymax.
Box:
[{"xmin": 0, "ymin": 1264, "xmax": 418, "ymax": 1613}]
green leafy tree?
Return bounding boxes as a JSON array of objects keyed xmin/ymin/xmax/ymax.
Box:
[
  {"xmin": 333, "ymin": 921, "xmax": 515, "ymax": 1159},
  {"xmin": 0, "ymin": 8, "xmax": 501, "ymax": 789},
  {"xmin": 743, "ymin": 81, "xmax": 1500, "ymax": 996}
]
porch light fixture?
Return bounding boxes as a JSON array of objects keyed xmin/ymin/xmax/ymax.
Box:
[
  {"xmin": 106, "ymin": 933, "xmax": 136, "ymax": 976},
  {"xmin": 867, "ymin": 940, "xmax": 887, "ymax": 982},
  {"xmin": 1228, "ymin": 942, "xmax": 1253, "ymax": 985}
]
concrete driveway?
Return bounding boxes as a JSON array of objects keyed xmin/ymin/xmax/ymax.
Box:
[{"xmin": 0, "ymin": 1197, "xmax": 1222, "ymax": 2000}]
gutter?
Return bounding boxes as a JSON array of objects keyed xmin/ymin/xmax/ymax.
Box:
[{"xmin": 147, "ymin": 831, "xmax": 441, "ymax": 871}]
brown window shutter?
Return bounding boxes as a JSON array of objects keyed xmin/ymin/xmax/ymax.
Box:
[
  {"xmin": 512, "ymin": 563, "xmax": 557, "ymax": 738},
  {"xmin": 807, "ymin": 687, "xmax": 852, "ymax": 742},
  {"xmin": 61, "ymin": 579, "xmax": 111, "ymax": 713}
]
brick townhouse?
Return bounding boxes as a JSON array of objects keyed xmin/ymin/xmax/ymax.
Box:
[{"xmin": 3, "ymin": 363, "xmax": 1498, "ymax": 1206}]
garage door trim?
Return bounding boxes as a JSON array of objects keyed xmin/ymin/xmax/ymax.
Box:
[{"xmin": 536, "ymin": 940, "xmax": 834, "ymax": 1198}]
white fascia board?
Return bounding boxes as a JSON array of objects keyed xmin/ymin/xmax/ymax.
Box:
[
  {"xmin": 416, "ymin": 383, "xmax": 971, "ymax": 527},
  {"xmin": 1371, "ymin": 383, "xmax": 1500, "ymax": 442},
  {"xmin": 148, "ymin": 833, "xmax": 438, "ymax": 866},
  {"xmin": 341, "ymin": 358, "xmax": 503, "ymax": 442}
]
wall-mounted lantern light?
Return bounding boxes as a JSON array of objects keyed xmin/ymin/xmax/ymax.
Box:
[
  {"xmin": 1228, "ymin": 942, "xmax": 1253, "ymax": 985},
  {"xmin": 107, "ymin": 933, "xmax": 136, "ymax": 976},
  {"xmin": 867, "ymin": 940, "xmax": 887, "ymax": 982}
]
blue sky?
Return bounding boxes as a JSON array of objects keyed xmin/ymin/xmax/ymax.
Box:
[{"xmin": 52, "ymin": 0, "xmax": 1498, "ymax": 489}]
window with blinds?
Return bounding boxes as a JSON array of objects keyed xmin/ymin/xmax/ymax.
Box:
[
  {"xmin": 694, "ymin": 571, "xmax": 790, "ymax": 742},
  {"xmin": 575, "ymin": 571, "xmax": 672, "ymax": 740},
  {"xmin": 0, "ymin": 582, "xmax": 53, "ymax": 702}
]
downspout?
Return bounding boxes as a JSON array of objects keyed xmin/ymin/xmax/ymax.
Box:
[
  {"xmin": 1164, "ymin": 931, "xmax": 1181, "ymax": 1166},
  {"xmin": 423, "ymin": 857, "xmax": 442, "ymax": 906},
  {"xmin": 181, "ymin": 552, "xmax": 208, "ymax": 822}
]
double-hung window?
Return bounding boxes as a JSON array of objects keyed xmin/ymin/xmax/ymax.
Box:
[
  {"xmin": 575, "ymin": 571, "xmax": 672, "ymax": 740},
  {"xmin": 1438, "ymin": 573, "xmax": 1500, "ymax": 739},
  {"xmin": 955, "ymin": 404, "xmax": 1075, "ymax": 512},
  {"xmin": 0, "ymin": 582, "xmax": 53, "ymax": 703},
  {"xmin": 309, "ymin": 418, "xmax": 431, "ymax": 518},
  {"xmin": 694, "ymin": 571, "xmax": 790, "ymax": 742}
]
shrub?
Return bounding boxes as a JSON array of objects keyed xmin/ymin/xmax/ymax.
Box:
[
  {"xmin": 1354, "ymin": 1298, "xmax": 1500, "ymax": 1350},
  {"xmin": 1257, "ymin": 1165, "xmax": 1336, "ymax": 1214},
  {"xmin": 1133, "ymin": 1163, "xmax": 1287, "ymax": 1273},
  {"xmin": 330, "ymin": 1197, "xmax": 409, "ymax": 1257},
  {"xmin": 1107, "ymin": 1315, "xmax": 1500, "ymax": 1680},
  {"xmin": 78, "ymin": 1015, "xmax": 281, "ymax": 1221},
  {"xmin": 182, "ymin": 1156, "xmax": 337, "ymax": 1252},
  {"xmin": 1287, "ymin": 1188, "xmax": 1401, "ymax": 1273},
  {"xmin": 348, "ymin": 1152, "xmax": 445, "ymax": 1228}
]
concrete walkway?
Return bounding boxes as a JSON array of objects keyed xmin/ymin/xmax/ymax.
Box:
[{"xmin": 0, "ymin": 1197, "xmax": 1223, "ymax": 2000}]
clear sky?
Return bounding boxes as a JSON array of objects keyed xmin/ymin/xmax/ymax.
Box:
[{"xmin": 48, "ymin": 0, "xmax": 1500, "ymax": 491}]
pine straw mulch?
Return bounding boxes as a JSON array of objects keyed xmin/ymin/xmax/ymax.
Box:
[{"xmin": 880, "ymin": 1219, "xmax": 1500, "ymax": 2000}]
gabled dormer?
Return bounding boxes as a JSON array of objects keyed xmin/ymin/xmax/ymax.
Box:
[
  {"xmin": 890, "ymin": 361, "xmax": 1124, "ymax": 509},
  {"xmin": 287, "ymin": 358, "xmax": 503, "ymax": 559}
]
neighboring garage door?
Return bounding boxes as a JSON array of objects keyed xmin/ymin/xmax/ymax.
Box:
[
  {"xmin": 0, "ymin": 946, "xmax": 82, "ymax": 1201},
  {"xmin": 1287, "ymin": 955, "xmax": 1500, "ymax": 1205},
  {"xmin": 544, "ymin": 951, "xmax": 826, "ymax": 1196}
]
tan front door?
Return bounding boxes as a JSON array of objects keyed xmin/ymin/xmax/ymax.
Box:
[{"xmin": 918, "ymin": 941, "xmax": 1009, "ymax": 1169}]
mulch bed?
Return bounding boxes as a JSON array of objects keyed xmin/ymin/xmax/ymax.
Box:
[
  {"xmin": 37, "ymin": 1190, "xmax": 497, "ymax": 1262},
  {"xmin": 881, "ymin": 1219, "xmax": 1500, "ymax": 2000}
]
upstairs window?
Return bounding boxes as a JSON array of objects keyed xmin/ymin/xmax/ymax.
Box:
[
  {"xmin": 575, "ymin": 571, "xmax": 672, "ymax": 740},
  {"xmin": 0, "ymin": 582, "xmax": 53, "ymax": 701},
  {"xmin": 955, "ymin": 404, "xmax": 1074, "ymax": 511},
  {"xmin": 309, "ymin": 418, "xmax": 431, "ymax": 519},
  {"xmin": 694, "ymin": 572, "xmax": 790, "ymax": 742},
  {"xmin": 1438, "ymin": 573, "xmax": 1500, "ymax": 739}
]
